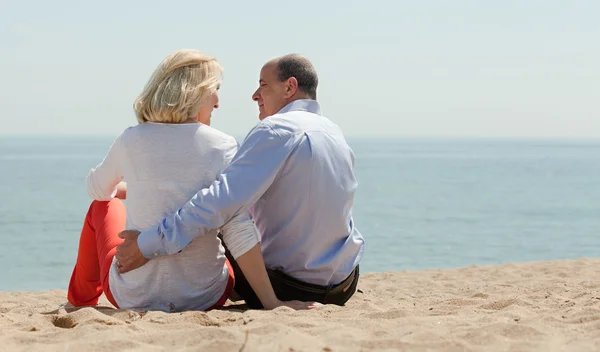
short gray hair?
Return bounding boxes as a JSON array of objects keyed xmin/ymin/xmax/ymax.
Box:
[
  {"xmin": 275, "ymin": 54, "xmax": 318, "ymax": 99},
  {"xmin": 134, "ymin": 49, "xmax": 223, "ymax": 124}
]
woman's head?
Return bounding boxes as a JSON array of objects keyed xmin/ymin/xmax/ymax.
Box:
[{"xmin": 134, "ymin": 49, "xmax": 223, "ymax": 125}]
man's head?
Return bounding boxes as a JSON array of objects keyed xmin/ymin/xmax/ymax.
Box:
[{"xmin": 252, "ymin": 54, "xmax": 318, "ymax": 120}]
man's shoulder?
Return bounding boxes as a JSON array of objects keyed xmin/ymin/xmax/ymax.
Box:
[
  {"xmin": 257, "ymin": 113, "xmax": 305, "ymax": 138},
  {"xmin": 246, "ymin": 118, "xmax": 288, "ymax": 139},
  {"xmin": 266, "ymin": 110, "xmax": 342, "ymax": 137}
]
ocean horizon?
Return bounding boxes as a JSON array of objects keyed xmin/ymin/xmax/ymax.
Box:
[{"xmin": 1, "ymin": 135, "xmax": 599, "ymax": 292}]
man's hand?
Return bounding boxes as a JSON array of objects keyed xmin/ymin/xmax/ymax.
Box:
[{"xmin": 115, "ymin": 230, "xmax": 149, "ymax": 274}]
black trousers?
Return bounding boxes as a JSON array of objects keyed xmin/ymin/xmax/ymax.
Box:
[{"xmin": 223, "ymin": 244, "xmax": 360, "ymax": 309}]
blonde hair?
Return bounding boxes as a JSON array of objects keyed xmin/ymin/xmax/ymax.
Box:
[{"xmin": 133, "ymin": 49, "xmax": 223, "ymax": 124}]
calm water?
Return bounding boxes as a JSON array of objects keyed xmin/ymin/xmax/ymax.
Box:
[{"xmin": 1, "ymin": 136, "xmax": 599, "ymax": 291}]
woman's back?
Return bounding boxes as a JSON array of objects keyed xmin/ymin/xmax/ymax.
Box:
[
  {"xmin": 105, "ymin": 122, "xmax": 236, "ymax": 230},
  {"xmin": 87, "ymin": 122, "xmax": 239, "ymax": 311}
]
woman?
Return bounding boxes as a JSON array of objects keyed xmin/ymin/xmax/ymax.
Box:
[{"xmin": 67, "ymin": 49, "xmax": 312, "ymax": 311}]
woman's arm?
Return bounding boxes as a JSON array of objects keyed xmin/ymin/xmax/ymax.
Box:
[
  {"xmin": 221, "ymin": 214, "xmax": 318, "ymax": 310},
  {"xmin": 220, "ymin": 213, "xmax": 280, "ymax": 307},
  {"xmin": 235, "ymin": 244, "xmax": 321, "ymax": 310},
  {"xmin": 86, "ymin": 135, "xmax": 125, "ymax": 201},
  {"xmin": 234, "ymin": 243, "xmax": 282, "ymax": 310}
]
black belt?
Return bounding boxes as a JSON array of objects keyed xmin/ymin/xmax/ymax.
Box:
[{"xmin": 267, "ymin": 266, "xmax": 358, "ymax": 296}]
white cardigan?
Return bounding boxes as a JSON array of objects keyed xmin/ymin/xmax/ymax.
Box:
[{"xmin": 86, "ymin": 122, "xmax": 260, "ymax": 311}]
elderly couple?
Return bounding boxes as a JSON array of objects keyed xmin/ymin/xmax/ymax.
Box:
[{"xmin": 67, "ymin": 49, "xmax": 365, "ymax": 312}]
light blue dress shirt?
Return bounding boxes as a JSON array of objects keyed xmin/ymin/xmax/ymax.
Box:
[{"xmin": 137, "ymin": 99, "xmax": 365, "ymax": 286}]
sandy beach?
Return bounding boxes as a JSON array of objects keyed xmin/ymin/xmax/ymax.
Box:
[{"xmin": 1, "ymin": 258, "xmax": 599, "ymax": 351}]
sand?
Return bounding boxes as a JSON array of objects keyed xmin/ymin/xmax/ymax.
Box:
[{"xmin": 1, "ymin": 258, "xmax": 600, "ymax": 351}]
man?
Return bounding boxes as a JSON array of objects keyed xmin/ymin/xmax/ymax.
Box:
[{"xmin": 116, "ymin": 54, "xmax": 365, "ymax": 308}]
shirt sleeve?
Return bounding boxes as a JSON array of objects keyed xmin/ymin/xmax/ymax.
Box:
[
  {"xmin": 137, "ymin": 122, "xmax": 295, "ymax": 259},
  {"xmin": 218, "ymin": 137, "xmax": 261, "ymax": 260},
  {"xmin": 85, "ymin": 134, "xmax": 125, "ymax": 201},
  {"xmin": 220, "ymin": 212, "xmax": 261, "ymax": 259}
]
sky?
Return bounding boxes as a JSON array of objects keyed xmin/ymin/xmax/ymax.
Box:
[{"xmin": 1, "ymin": 0, "xmax": 599, "ymax": 139}]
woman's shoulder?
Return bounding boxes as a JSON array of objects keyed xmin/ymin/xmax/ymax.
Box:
[
  {"xmin": 194, "ymin": 124, "xmax": 238, "ymax": 150},
  {"xmin": 115, "ymin": 123, "xmax": 238, "ymax": 159},
  {"xmin": 119, "ymin": 123, "xmax": 233, "ymax": 141},
  {"xmin": 197, "ymin": 124, "xmax": 236, "ymax": 142}
]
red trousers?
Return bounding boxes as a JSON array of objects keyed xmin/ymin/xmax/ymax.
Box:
[{"xmin": 67, "ymin": 199, "xmax": 234, "ymax": 310}]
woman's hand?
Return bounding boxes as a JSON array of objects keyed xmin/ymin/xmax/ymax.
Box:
[
  {"xmin": 115, "ymin": 182, "xmax": 127, "ymax": 200},
  {"xmin": 235, "ymin": 244, "xmax": 324, "ymax": 311}
]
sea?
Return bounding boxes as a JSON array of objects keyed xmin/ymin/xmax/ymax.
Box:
[{"xmin": 1, "ymin": 136, "xmax": 599, "ymax": 291}]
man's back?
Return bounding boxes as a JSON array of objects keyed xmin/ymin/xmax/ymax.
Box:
[
  {"xmin": 251, "ymin": 100, "xmax": 365, "ymax": 286},
  {"xmin": 136, "ymin": 100, "xmax": 365, "ymax": 288}
]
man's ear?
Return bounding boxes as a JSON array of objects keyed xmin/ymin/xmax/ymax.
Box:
[{"xmin": 285, "ymin": 77, "xmax": 298, "ymax": 98}]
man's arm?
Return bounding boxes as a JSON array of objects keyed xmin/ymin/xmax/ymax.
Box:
[{"xmin": 136, "ymin": 123, "xmax": 295, "ymax": 258}]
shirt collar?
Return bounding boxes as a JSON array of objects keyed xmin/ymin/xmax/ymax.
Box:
[{"xmin": 277, "ymin": 99, "xmax": 322, "ymax": 116}]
